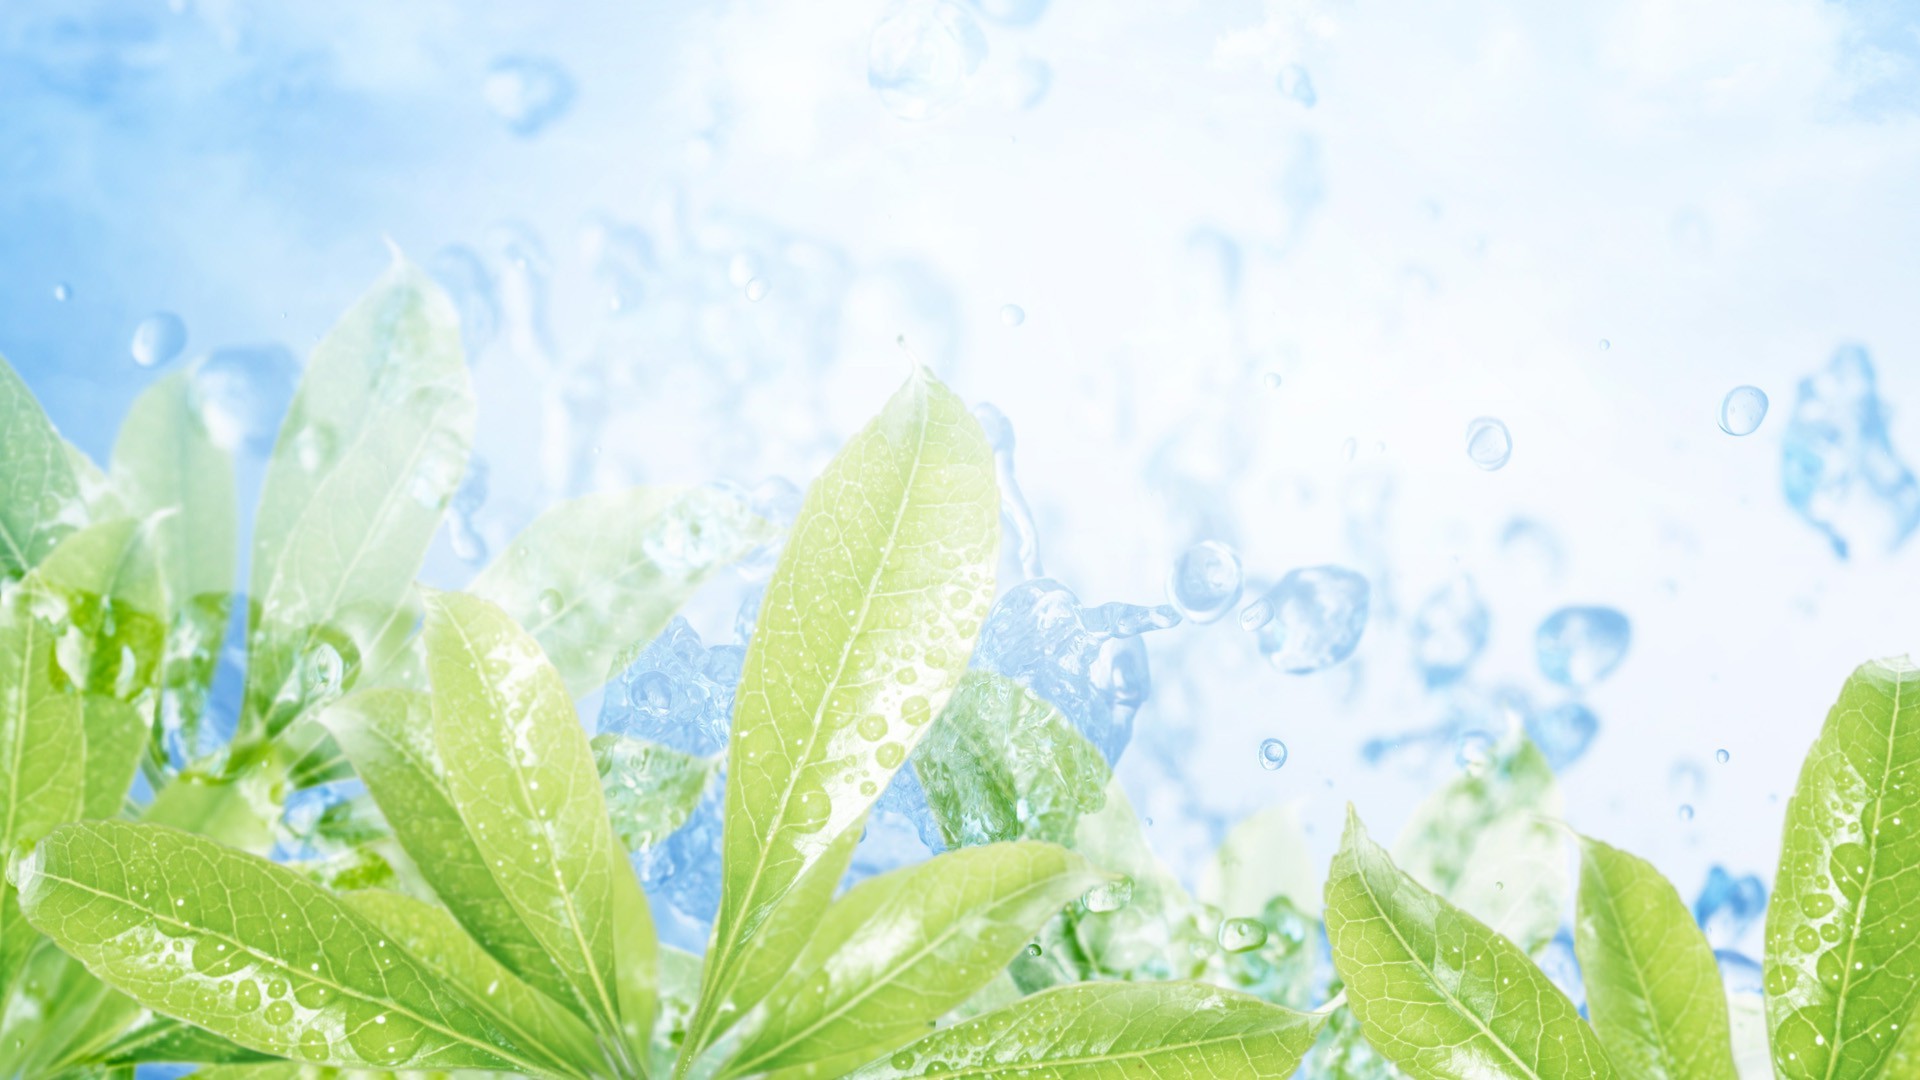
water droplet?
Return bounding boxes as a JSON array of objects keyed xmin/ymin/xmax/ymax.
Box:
[
  {"xmin": 1719, "ymin": 385, "xmax": 1769, "ymax": 436},
  {"xmin": 1277, "ymin": 64, "xmax": 1317, "ymax": 107},
  {"xmin": 484, "ymin": 55, "xmax": 575, "ymax": 136},
  {"xmin": 1409, "ymin": 576, "xmax": 1489, "ymax": 686},
  {"xmin": 857, "ymin": 714, "xmax": 888, "ymax": 741},
  {"xmin": 1257, "ymin": 738, "xmax": 1288, "ymax": 771},
  {"xmin": 1000, "ymin": 303, "xmax": 1025, "ymax": 327},
  {"xmin": 744, "ymin": 278, "xmax": 769, "ymax": 302},
  {"xmin": 868, "ymin": 0, "xmax": 988, "ymax": 121},
  {"xmin": 189, "ymin": 346, "xmax": 301, "ymax": 455},
  {"xmin": 131, "ymin": 312, "xmax": 187, "ymax": 368},
  {"xmin": 1083, "ymin": 876, "xmax": 1134, "ymax": 913},
  {"xmin": 1166, "ymin": 540, "xmax": 1243, "ymax": 624},
  {"xmin": 1679, "ymin": 803, "xmax": 1696, "ymax": 821},
  {"xmin": 537, "ymin": 589, "xmax": 564, "ymax": 618},
  {"xmin": 305, "ymin": 644, "xmax": 344, "ymax": 700},
  {"xmin": 293, "ymin": 424, "xmax": 335, "ymax": 472},
  {"xmin": 1526, "ymin": 702, "xmax": 1598, "ymax": 771},
  {"xmin": 1466, "ymin": 416, "xmax": 1512, "ymax": 470},
  {"xmin": 1599, "ymin": 338, "xmax": 1611, "ymax": 351},
  {"xmin": 1716, "ymin": 748, "xmax": 1731, "ymax": 764},
  {"xmin": 1023, "ymin": 943, "xmax": 1042, "ymax": 958},
  {"xmin": 1250, "ymin": 565, "xmax": 1371, "ymax": 674},
  {"xmin": 1217, "ymin": 916, "xmax": 1269, "ymax": 952},
  {"xmin": 1261, "ymin": 372, "xmax": 1283, "ymax": 390},
  {"xmin": 1456, "ymin": 731, "xmax": 1496, "ymax": 776},
  {"xmin": 1535, "ymin": 606, "xmax": 1632, "ymax": 687},
  {"xmin": 52, "ymin": 282, "xmax": 71, "ymax": 302},
  {"xmin": 1341, "ymin": 436, "xmax": 1358, "ymax": 462},
  {"xmin": 1238, "ymin": 597, "xmax": 1274, "ymax": 632}
]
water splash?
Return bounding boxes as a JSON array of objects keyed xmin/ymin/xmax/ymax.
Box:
[
  {"xmin": 868, "ymin": 1, "xmax": 988, "ymax": 121},
  {"xmin": 974, "ymin": 403, "xmax": 1044, "ymax": 583},
  {"xmin": 1535, "ymin": 606, "xmax": 1631, "ymax": 688},
  {"xmin": 1248, "ymin": 566, "xmax": 1370, "ymax": 674},
  {"xmin": 1781, "ymin": 345, "xmax": 1920, "ymax": 558}
]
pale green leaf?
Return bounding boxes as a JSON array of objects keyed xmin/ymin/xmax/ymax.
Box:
[
  {"xmin": 842, "ymin": 981, "xmax": 1323, "ymax": 1079},
  {"xmin": 0, "ymin": 938, "xmax": 143, "ymax": 1077},
  {"xmin": 0, "ymin": 354, "xmax": 84, "ymax": 580},
  {"xmin": 1765, "ymin": 658, "xmax": 1920, "ymax": 1080},
  {"xmin": 17, "ymin": 819, "xmax": 577, "ymax": 1075},
  {"xmin": 110, "ymin": 370, "xmax": 237, "ymax": 758},
  {"xmin": 593, "ymin": 733, "xmax": 717, "ymax": 852},
  {"xmin": 1729, "ymin": 992, "xmax": 1773, "ymax": 1080},
  {"xmin": 1055, "ymin": 778, "xmax": 1209, "ymax": 985},
  {"xmin": 470, "ymin": 485, "xmax": 769, "ymax": 696},
  {"xmin": 1326, "ymin": 809, "xmax": 1615, "ymax": 1079},
  {"xmin": 688, "ymin": 370, "xmax": 998, "ymax": 1060},
  {"xmin": 96, "ymin": 1015, "xmax": 278, "ymax": 1065},
  {"xmin": 1395, "ymin": 736, "xmax": 1567, "ymax": 954},
  {"xmin": 1574, "ymin": 835, "xmax": 1737, "ymax": 1079},
  {"xmin": 320, "ymin": 687, "xmax": 580, "ymax": 1015},
  {"xmin": 81, "ymin": 696, "xmax": 147, "ymax": 819},
  {"xmin": 1200, "ymin": 800, "xmax": 1322, "ymax": 921},
  {"xmin": 340, "ymin": 888, "xmax": 608, "ymax": 1077},
  {"xmin": 612, "ymin": 856, "xmax": 659, "ymax": 1071},
  {"xmin": 242, "ymin": 257, "xmax": 474, "ymax": 739},
  {"xmin": 912, "ymin": 670, "xmax": 1108, "ymax": 849},
  {"xmin": 423, "ymin": 589, "xmax": 629, "ymax": 1045},
  {"xmin": 721, "ymin": 841, "xmax": 1103, "ymax": 1079}
]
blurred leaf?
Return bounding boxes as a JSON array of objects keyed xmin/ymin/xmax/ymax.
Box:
[
  {"xmin": 470, "ymin": 485, "xmax": 769, "ymax": 696},
  {"xmin": 1048, "ymin": 778, "xmax": 1208, "ymax": 986},
  {"xmin": 1765, "ymin": 658, "xmax": 1920, "ymax": 1080},
  {"xmin": 1395, "ymin": 736, "xmax": 1567, "ymax": 954},
  {"xmin": 1575, "ymin": 835, "xmax": 1736, "ymax": 1079},
  {"xmin": 243, "ymin": 257, "xmax": 474, "ymax": 740},
  {"xmin": 96, "ymin": 1015, "xmax": 277, "ymax": 1066},
  {"xmin": 17, "ymin": 820, "xmax": 569, "ymax": 1073},
  {"xmin": 111, "ymin": 370, "xmax": 237, "ymax": 762},
  {"xmin": 1326, "ymin": 809, "xmax": 1613, "ymax": 1079},
  {"xmin": 913, "ymin": 670, "xmax": 1108, "ymax": 849},
  {"xmin": 1200, "ymin": 800, "xmax": 1321, "ymax": 921},
  {"xmin": 0, "ymin": 354, "xmax": 83, "ymax": 581},
  {"xmin": 687, "ymin": 369, "xmax": 998, "ymax": 1062},
  {"xmin": 422, "ymin": 590, "xmax": 632, "ymax": 1047},
  {"xmin": 841, "ymin": 981, "xmax": 1322, "ymax": 1079},
  {"xmin": 721, "ymin": 841, "xmax": 1103, "ymax": 1079},
  {"xmin": 593, "ymin": 733, "xmax": 717, "ymax": 852},
  {"xmin": 81, "ymin": 696, "xmax": 146, "ymax": 819}
]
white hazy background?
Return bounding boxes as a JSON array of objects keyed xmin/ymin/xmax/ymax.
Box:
[{"xmin": 6, "ymin": 0, "xmax": 1920, "ymax": 937}]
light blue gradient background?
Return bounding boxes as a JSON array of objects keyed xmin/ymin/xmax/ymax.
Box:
[{"xmin": 6, "ymin": 0, "xmax": 1920, "ymax": 957}]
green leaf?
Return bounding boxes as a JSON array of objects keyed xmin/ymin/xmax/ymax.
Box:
[
  {"xmin": 720, "ymin": 841, "xmax": 1103, "ymax": 1079},
  {"xmin": 96, "ymin": 1015, "xmax": 279, "ymax": 1066},
  {"xmin": 1394, "ymin": 736, "xmax": 1567, "ymax": 954},
  {"xmin": 1054, "ymin": 777, "xmax": 1209, "ymax": 985},
  {"xmin": 687, "ymin": 369, "xmax": 998, "ymax": 1060},
  {"xmin": 16, "ymin": 819, "xmax": 578, "ymax": 1074},
  {"xmin": 841, "ymin": 981, "xmax": 1323, "ymax": 1079},
  {"xmin": 470, "ymin": 485, "xmax": 769, "ymax": 696},
  {"xmin": 1765, "ymin": 658, "xmax": 1920, "ymax": 1080},
  {"xmin": 319, "ymin": 688, "xmax": 579, "ymax": 1012},
  {"xmin": 0, "ymin": 354, "xmax": 84, "ymax": 580},
  {"xmin": 912, "ymin": 670, "xmax": 1109, "ymax": 849},
  {"xmin": 81, "ymin": 696, "xmax": 147, "ymax": 819},
  {"xmin": 1574, "ymin": 835, "xmax": 1737, "ymax": 1080},
  {"xmin": 1326, "ymin": 809, "xmax": 1614, "ymax": 1079},
  {"xmin": 1200, "ymin": 800, "xmax": 1322, "ymax": 921},
  {"xmin": 242, "ymin": 257, "xmax": 474, "ymax": 739},
  {"xmin": 594, "ymin": 733, "xmax": 718, "ymax": 852},
  {"xmin": 422, "ymin": 589, "xmax": 630, "ymax": 1045},
  {"xmin": 0, "ymin": 940, "xmax": 143, "ymax": 1076},
  {"xmin": 340, "ymin": 888, "xmax": 608, "ymax": 1077},
  {"xmin": 611, "ymin": 856, "xmax": 660, "ymax": 1070},
  {"xmin": 110, "ymin": 370, "xmax": 237, "ymax": 762}
]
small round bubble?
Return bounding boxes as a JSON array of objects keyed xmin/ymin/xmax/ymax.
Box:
[
  {"xmin": 1719, "ymin": 385, "xmax": 1768, "ymax": 436},
  {"xmin": 1000, "ymin": 304, "xmax": 1025, "ymax": 327},
  {"xmin": 131, "ymin": 312, "xmax": 188, "ymax": 368},
  {"xmin": 1716, "ymin": 748, "xmax": 1731, "ymax": 764},
  {"xmin": 1678, "ymin": 804, "xmax": 1696, "ymax": 821},
  {"xmin": 1166, "ymin": 540, "xmax": 1243, "ymax": 624},
  {"xmin": 1258, "ymin": 738, "xmax": 1288, "ymax": 771},
  {"xmin": 744, "ymin": 278, "xmax": 769, "ymax": 302},
  {"xmin": 1466, "ymin": 417, "xmax": 1512, "ymax": 470}
]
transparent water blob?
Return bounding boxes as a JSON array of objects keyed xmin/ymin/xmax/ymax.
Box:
[
  {"xmin": 1678, "ymin": 804, "xmax": 1695, "ymax": 821},
  {"xmin": 1250, "ymin": 565, "xmax": 1371, "ymax": 674},
  {"xmin": 1534, "ymin": 605, "xmax": 1631, "ymax": 687},
  {"xmin": 1217, "ymin": 917, "xmax": 1269, "ymax": 953},
  {"xmin": 52, "ymin": 282, "xmax": 71, "ymax": 302},
  {"xmin": 1599, "ymin": 338, "xmax": 1611, "ymax": 351},
  {"xmin": 1525, "ymin": 701, "xmax": 1598, "ymax": 771},
  {"xmin": 428, "ymin": 245, "xmax": 499, "ymax": 355},
  {"xmin": 1238, "ymin": 597, "xmax": 1274, "ymax": 632},
  {"xmin": 1408, "ymin": 576, "xmax": 1489, "ymax": 686},
  {"xmin": 1782, "ymin": 345, "xmax": 1920, "ymax": 558},
  {"xmin": 1257, "ymin": 738, "xmax": 1288, "ymax": 771},
  {"xmin": 1719, "ymin": 386, "xmax": 1768, "ymax": 436},
  {"xmin": 999, "ymin": 303, "xmax": 1025, "ymax": 327},
  {"xmin": 484, "ymin": 55, "xmax": 576, "ymax": 137},
  {"xmin": 189, "ymin": 346, "xmax": 301, "ymax": 455},
  {"xmin": 131, "ymin": 312, "xmax": 187, "ymax": 368},
  {"xmin": 1277, "ymin": 64, "xmax": 1316, "ymax": 107},
  {"xmin": 1083, "ymin": 876, "xmax": 1134, "ymax": 913},
  {"xmin": 1006, "ymin": 57, "xmax": 1052, "ymax": 109},
  {"xmin": 868, "ymin": 1, "xmax": 988, "ymax": 121},
  {"xmin": 1716, "ymin": 748, "xmax": 1731, "ymax": 764},
  {"xmin": 1262, "ymin": 372, "xmax": 1283, "ymax": 390},
  {"xmin": 1165, "ymin": 540, "xmax": 1243, "ymax": 624},
  {"xmin": 1455, "ymin": 731, "xmax": 1496, "ymax": 776},
  {"xmin": 1465, "ymin": 416, "xmax": 1512, "ymax": 470},
  {"xmin": 744, "ymin": 278, "xmax": 769, "ymax": 302}
]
